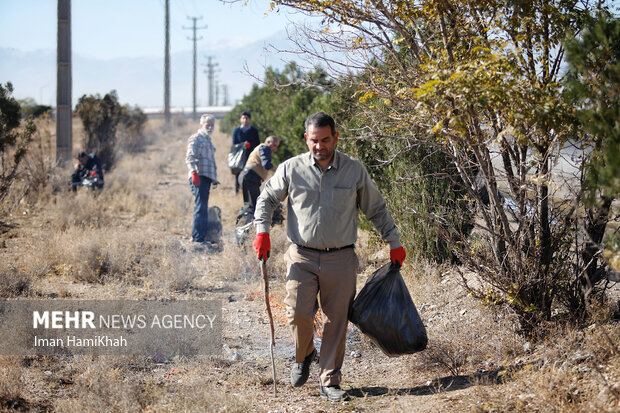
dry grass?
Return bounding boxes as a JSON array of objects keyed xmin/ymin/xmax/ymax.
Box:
[
  {"xmin": 0, "ymin": 263, "xmax": 32, "ymax": 298},
  {"xmin": 0, "ymin": 356, "xmax": 25, "ymax": 409},
  {"xmin": 469, "ymin": 325, "xmax": 620, "ymax": 412}
]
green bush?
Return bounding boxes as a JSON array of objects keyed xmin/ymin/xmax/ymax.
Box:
[
  {"xmin": 75, "ymin": 90, "xmax": 122, "ymax": 171},
  {"xmin": 336, "ymin": 108, "xmax": 473, "ymax": 262},
  {"xmin": 18, "ymin": 97, "xmax": 51, "ymax": 118},
  {"xmin": 220, "ymin": 62, "xmax": 333, "ymax": 162}
]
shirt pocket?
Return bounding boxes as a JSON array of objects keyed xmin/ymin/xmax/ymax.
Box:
[{"xmin": 331, "ymin": 186, "xmax": 356, "ymax": 212}]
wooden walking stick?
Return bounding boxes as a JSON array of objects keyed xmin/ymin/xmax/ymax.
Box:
[{"xmin": 260, "ymin": 258, "xmax": 277, "ymax": 395}]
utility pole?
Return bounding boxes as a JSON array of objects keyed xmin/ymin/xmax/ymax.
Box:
[
  {"xmin": 215, "ymin": 80, "xmax": 219, "ymax": 106},
  {"xmin": 221, "ymin": 84, "xmax": 229, "ymax": 106},
  {"xmin": 202, "ymin": 56, "xmax": 218, "ymax": 106},
  {"xmin": 183, "ymin": 17, "xmax": 207, "ymax": 120},
  {"xmin": 203, "ymin": 70, "xmax": 210, "ymax": 107},
  {"xmin": 56, "ymin": 0, "xmax": 72, "ymax": 164},
  {"xmin": 163, "ymin": 0, "xmax": 171, "ymax": 125}
]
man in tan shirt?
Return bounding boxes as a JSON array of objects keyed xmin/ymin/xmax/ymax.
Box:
[
  {"xmin": 252, "ymin": 112, "xmax": 406, "ymax": 402},
  {"xmin": 238, "ymin": 136, "xmax": 279, "ymax": 214}
]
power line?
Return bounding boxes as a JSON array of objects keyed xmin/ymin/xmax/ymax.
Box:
[
  {"xmin": 202, "ymin": 56, "xmax": 219, "ymax": 106},
  {"xmin": 183, "ymin": 16, "xmax": 207, "ymax": 119},
  {"xmin": 221, "ymin": 84, "xmax": 229, "ymax": 106}
]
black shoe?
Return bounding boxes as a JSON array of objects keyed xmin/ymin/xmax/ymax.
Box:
[
  {"xmin": 320, "ymin": 385, "xmax": 348, "ymax": 402},
  {"xmin": 192, "ymin": 241, "xmax": 213, "ymax": 252},
  {"xmin": 290, "ymin": 349, "xmax": 317, "ymax": 387}
]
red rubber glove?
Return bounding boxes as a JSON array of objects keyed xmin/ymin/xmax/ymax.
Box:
[
  {"xmin": 390, "ymin": 246, "xmax": 406, "ymax": 267},
  {"xmin": 244, "ymin": 141, "xmax": 251, "ymax": 149},
  {"xmin": 89, "ymin": 171, "xmax": 97, "ymax": 177},
  {"xmin": 191, "ymin": 172, "xmax": 200, "ymax": 187},
  {"xmin": 253, "ymin": 233, "xmax": 271, "ymax": 261}
]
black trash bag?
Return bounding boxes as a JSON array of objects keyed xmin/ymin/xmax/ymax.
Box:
[
  {"xmin": 271, "ymin": 203, "xmax": 285, "ymax": 226},
  {"xmin": 349, "ymin": 261, "xmax": 427, "ymax": 357}
]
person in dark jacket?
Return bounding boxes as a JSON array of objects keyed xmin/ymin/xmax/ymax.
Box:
[
  {"xmin": 70, "ymin": 152, "xmax": 104, "ymax": 191},
  {"xmin": 231, "ymin": 111, "xmax": 259, "ymax": 194}
]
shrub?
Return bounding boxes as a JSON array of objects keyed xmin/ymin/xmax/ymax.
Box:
[
  {"xmin": 0, "ymin": 82, "xmax": 35, "ymax": 208},
  {"xmin": 75, "ymin": 90, "xmax": 122, "ymax": 171},
  {"xmin": 117, "ymin": 104, "xmax": 147, "ymax": 154},
  {"xmin": 0, "ymin": 265, "xmax": 31, "ymax": 298},
  {"xmin": 18, "ymin": 115, "xmax": 66, "ymax": 204},
  {"xmin": 18, "ymin": 97, "xmax": 51, "ymax": 118}
]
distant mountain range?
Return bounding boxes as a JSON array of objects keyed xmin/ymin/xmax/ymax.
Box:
[{"xmin": 0, "ymin": 30, "xmax": 307, "ymax": 109}]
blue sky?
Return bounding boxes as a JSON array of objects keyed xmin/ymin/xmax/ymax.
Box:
[
  {"xmin": 0, "ymin": 0, "xmax": 303, "ymax": 60},
  {"xmin": 0, "ymin": 0, "xmax": 315, "ymax": 106}
]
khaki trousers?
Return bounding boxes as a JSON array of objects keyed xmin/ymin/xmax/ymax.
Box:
[{"xmin": 283, "ymin": 244, "xmax": 358, "ymax": 386}]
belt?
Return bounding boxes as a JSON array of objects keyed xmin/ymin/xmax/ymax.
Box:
[{"xmin": 296, "ymin": 244, "xmax": 355, "ymax": 253}]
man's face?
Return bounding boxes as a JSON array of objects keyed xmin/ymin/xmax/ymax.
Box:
[
  {"xmin": 240, "ymin": 115, "xmax": 251, "ymax": 128},
  {"xmin": 203, "ymin": 119, "xmax": 215, "ymax": 134},
  {"xmin": 305, "ymin": 124, "xmax": 338, "ymax": 163},
  {"xmin": 268, "ymin": 140, "xmax": 279, "ymax": 152},
  {"xmin": 78, "ymin": 155, "xmax": 88, "ymax": 165}
]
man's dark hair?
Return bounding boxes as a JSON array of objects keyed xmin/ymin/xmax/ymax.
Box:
[
  {"xmin": 76, "ymin": 151, "xmax": 88, "ymax": 159},
  {"xmin": 241, "ymin": 111, "xmax": 251, "ymax": 119},
  {"xmin": 305, "ymin": 112, "xmax": 336, "ymax": 134}
]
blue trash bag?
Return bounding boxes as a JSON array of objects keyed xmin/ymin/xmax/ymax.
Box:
[{"xmin": 349, "ymin": 261, "xmax": 428, "ymax": 356}]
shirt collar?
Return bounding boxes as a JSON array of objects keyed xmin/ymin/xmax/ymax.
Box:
[{"xmin": 306, "ymin": 150, "xmax": 340, "ymax": 170}]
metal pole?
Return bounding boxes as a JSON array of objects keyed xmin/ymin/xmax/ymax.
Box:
[
  {"xmin": 164, "ymin": 0, "xmax": 171, "ymax": 125},
  {"xmin": 192, "ymin": 20, "xmax": 197, "ymax": 119},
  {"xmin": 183, "ymin": 17, "xmax": 206, "ymax": 120},
  {"xmin": 260, "ymin": 259, "xmax": 277, "ymax": 395},
  {"xmin": 56, "ymin": 0, "xmax": 72, "ymax": 164}
]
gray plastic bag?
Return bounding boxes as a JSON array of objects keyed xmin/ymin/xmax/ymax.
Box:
[{"xmin": 227, "ymin": 142, "xmax": 247, "ymax": 175}]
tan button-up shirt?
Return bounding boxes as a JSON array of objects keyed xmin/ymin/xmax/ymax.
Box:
[
  {"xmin": 245, "ymin": 143, "xmax": 272, "ymax": 181},
  {"xmin": 254, "ymin": 150, "xmax": 401, "ymax": 250}
]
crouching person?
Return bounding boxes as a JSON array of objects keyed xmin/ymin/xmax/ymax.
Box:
[
  {"xmin": 238, "ymin": 135, "xmax": 279, "ymax": 214},
  {"xmin": 70, "ymin": 151, "xmax": 104, "ymax": 192},
  {"xmin": 252, "ymin": 112, "xmax": 406, "ymax": 402}
]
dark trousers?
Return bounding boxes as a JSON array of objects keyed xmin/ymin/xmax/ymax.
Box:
[
  {"xmin": 233, "ymin": 172, "xmax": 240, "ymax": 194},
  {"xmin": 70, "ymin": 171, "xmax": 82, "ymax": 192},
  {"xmin": 189, "ymin": 176, "xmax": 212, "ymax": 242},
  {"xmin": 239, "ymin": 168, "xmax": 262, "ymax": 214}
]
